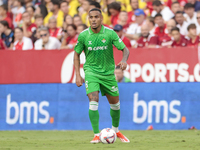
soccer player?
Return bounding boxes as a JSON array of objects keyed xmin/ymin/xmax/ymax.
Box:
[{"xmin": 74, "ymin": 8, "xmax": 130, "ymax": 144}]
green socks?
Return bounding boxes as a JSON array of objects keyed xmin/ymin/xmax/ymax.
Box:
[
  {"xmin": 89, "ymin": 101, "xmax": 99, "ymax": 134},
  {"xmin": 110, "ymin": 102, "xmax": 120, "ymax": 128}
]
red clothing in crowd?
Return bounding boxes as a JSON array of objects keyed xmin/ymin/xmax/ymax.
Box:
[
  {"xmin": 111, "ymin": 13, "xmax": 119, "ymax": 27},
  {"xmin": 187, "ymin": 36, "xmax": 200, "ymax": 47},
  {"xmin": 146, "ymin": 1, "xmax": 154, "ymax": 14},
  {"xmin": 3, "ymin": 16, "xmax": 14, "ymax": 29},
  {"xmin": 14, "ymin": 41, "xmax": 24, "ymax": 50},
  {"xmin": 154, "ymin": 24, "xmax": 167, "ymax": 37},
  {"xmin": 0, "ymin": 39, "xmax": 5, "ymax": 50},
  {"xmin": 159, "ymin": 34, "xmax": 173, "ymax": 47},
  {"xmin": 121, "ymin": 35, "xmax": 131, "ymax": 47},
  {"xmin": 49, "ymin": 28, "xmax": 62, "ymax": 38},
  {"xmin": 171, "ymin": 35, "xmax": 188, "ymax": 47},
  {"xmin": 137, "ymin": 34, "xmax": 159, "ymax": 48},
  {"xmin": 66, "ymin": 34, "xmax": 78, "ymax": 44},
  {"xmin": 127, "ymin": 11, "xmax": 135, "ymax": 24},
  {"xmin": 27, "ymin": 23, "xmax": 37, "ymax": 33},
  {"xmin": 166, "ymin": 0, "xmax": 187, "ymax": 8}
]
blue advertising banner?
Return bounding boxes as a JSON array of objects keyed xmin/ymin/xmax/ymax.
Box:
[{"xmin": 0, "ymin": 83, "xmax": 200, "ymax": 130}]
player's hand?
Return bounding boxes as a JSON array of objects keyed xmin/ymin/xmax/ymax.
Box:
[
  {"xmin": 76, "ymin": 75, "xmax": 83, "ymax": 87},
  {"xmin": 117, "ymin": 61, "xmax": 127, "ymax": 71}
]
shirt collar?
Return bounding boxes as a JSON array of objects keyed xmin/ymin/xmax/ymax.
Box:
[{"xmin": 88, "ymin": 25, "xmax": 105, "ymax": 35}]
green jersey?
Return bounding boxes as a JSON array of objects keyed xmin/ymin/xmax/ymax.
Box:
[{"xmin": 74, "ymin": 25, "xmax": 125, "ymax": 76}]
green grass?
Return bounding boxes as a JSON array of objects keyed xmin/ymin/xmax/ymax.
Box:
[{"xmin": 0, "ymin": 130, "xmax": 200, "ymax": 150}]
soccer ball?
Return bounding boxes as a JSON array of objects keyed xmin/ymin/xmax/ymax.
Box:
[{"xmin": 99, "ymin": 128, "xmax": 117, "ymax": 144}]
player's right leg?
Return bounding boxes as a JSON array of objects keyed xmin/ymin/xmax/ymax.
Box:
[{"xmin": 88, "ymin": 91, "xmax": 100, "ymax": 144}]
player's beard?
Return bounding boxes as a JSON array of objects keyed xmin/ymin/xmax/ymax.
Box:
[{"xmin": 92, "ymin": 24, "xmax": 101, "ymax": 30}]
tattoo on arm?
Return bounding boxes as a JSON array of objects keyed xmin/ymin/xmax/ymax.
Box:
[{"xmin": 122, "ymin": 47, "xmax": 129, "ymax": 62}]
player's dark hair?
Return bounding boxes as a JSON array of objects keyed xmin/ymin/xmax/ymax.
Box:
[
  {"xmin": 152, "ymin": 0, "xmax": 162, "ymax": 6},
  {"xmin": 171, "ymin": 27, "xmax": 180, "ymax": 32},
  {"xmin": 0, "ymin": 20, "xmax": 10, "ymax": 29},
  {"xmin": 184, "ymin": 3, "xmax": 194, "ymax": 9},
  {"xmin": 187, "ymin": 23, "xmax": 196, "ymax": 31},
  {"xmin": 147, "ymin": 16, "xmax": 155, "ymax": 26},
  {"xmin": 89, "ymin": 1, "xmax": 101, "ymax": 9},
  {"xmin": 154, "ymin": 13, "xmax": 163, "ymax": 19},
  {"xmin": 108, "ymin": 2, "xmax": 121, "ymax": 12},
  {"xmin": 89, "ymin": 8, "xmax": 102, "ymax": 14},
  {"xmin": 14, "ymin": 27, "xmax": 23, "ymax": 33},
  {"xmin": 78, "ymin": 24, "xmax": 88, "ymax": 30},
  {"xmin": 67, "ymin": 24, "xmax": 77, "ymax": 30},
  {"xmin": 0, "ymin": 4, "xmax": 8, "ymax": 12}
]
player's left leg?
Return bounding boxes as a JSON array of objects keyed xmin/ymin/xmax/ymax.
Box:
[{"xmin": 106, "ymin": 94, "xmax": 130, "ymax": 143}]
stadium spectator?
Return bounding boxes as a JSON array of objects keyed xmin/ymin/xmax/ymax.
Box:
[
  {"xmin": 171, "ymin": 27, "xmax": 188, "ymax": 47},
  {"xmin": 136, "ymin": 24, "xmax": 159, "ymax": 48},
  {"xmin": 60, "ymin": 24, "xmax": 78, "ymax": 49},
  {"xmin": 175, "ymin": 11, "xmax": 189, "ymax": 35},
  {"xmin": 35, "ymin": 4, "xmax": 48, "ymax": 19},
  {"xmin": 151, "ymin": 0, "xmax": 174, "ymax": 22},
  {"xmin": 60, "ymin": 0, "xmax": 69, "ymax": 16},
  {"xmin": 127, "ymin": 0, "xmax": 139, "ymax": 23},
  {"xmin": 0, "ymin": 38, "xmax": 6, "ymax": 50},
  {"xmin": 81, "ymin": 0, "xmax": 92, "ymax": 26},
  {"xmin": 0, "ymin": 20, "xmax": 14, "ymax": 49},
  {"xmin": 77, "ymin": 24, "xmax": 88, "ymax": 35},
  {"xmin": 117, "ymin": 11, "xmax": 129, "ymax": 30},
  {"xmin": 195, "ymin": 11, "xmax": 200, "ymax": 34},
  {"xmin": 73, "ymin": 15, "xmax": 83, "ymax": 28},
  {"xmin": 13, "ymin": 27, "xmax": 33, "ymax": 50},
  {"xmin": 22, "ymin": 11, "xmax": 37, "ymax": 38},
  {"xmin": 24, "ymin": 0, "xmax": 33, "ymax": 8},
  {"xmin": 89, "ymin": 1, "xmax": 111, "ymax": 26},
  {"xmin": 31, "ymin": 14, "xmax": 44, "ymax": 43},
  {"xmin": 171, "ymin": 2, "xmax": 182, "ymax": 15},
  {"xmin": 26, "ymin": 6, "xmax": 35, "ymax": 23},
  {"xmin": 44, "ymin": 0, "xmax": 64, "ymax": 28},
  {"xmin": 0, "ymin": 4, "xmax": 14, "ymax": 29},
  {"xmin": 187, "ymin": 0, "xmax": 200, "ymax": 11},
  {"xmin": 146, "ymin": 16, "xmax": 155, "ymax": 35},
  {"xmin": 63, "ymin": 15, "xmax": 73, "ymax": 32},
  {"xmin": 108, "ymin": 2, "xmax": 121, "ymax": 27},
  {"xmin": 184, "ymin": 3, "xmax": 197, "ymax": 24},
  {"xmin": 11, "ymin": 0, "xmax": 25, "ymax": 27},
  {"xmin": 154, "ymin": 13, "xmax": 167, "ymax": 37},
  {"xmin": 114, "ymin": 66, "xmax": 131, "ymax": 83},
  {"xmin": 67, "ymin": 0, "xmax": 80, "ymax": 17},
  {"xmin": 48, "ymin": 16, "xmax": 62, "ymax": 40},
  {"xmin": 187, "ymin": 23, "xmax": 200, "ymax": 47},
  {"xmin": 125, "ymin": 9, "xmax": 146, "ymax": 46},
  {"xmin": 34, "ymin": 26, "xmax": 61, "ymax": 50},
  {"xmin": 159, "ymin": 19, "xmax": 176, "ymax": 47},
  {"xmin": 113, "ymin": 24, "xmax": 131, "ymax": 47},
  {"xmin": 43, "ymin": 0, "xmax": 51, "ymax": 12}
]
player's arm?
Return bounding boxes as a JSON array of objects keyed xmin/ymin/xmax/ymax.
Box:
[
  {"xmin": 74, "ymin": 52, "xmax": 83, "ymax": 87},
  {"xmin": 118, "ymin": 47, "xmax": 129, "ymax": 70}
]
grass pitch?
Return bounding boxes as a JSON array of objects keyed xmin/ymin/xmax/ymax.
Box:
[{"xmin": 0, "ymin": 130, "xmax": 200, "ymax": 150}]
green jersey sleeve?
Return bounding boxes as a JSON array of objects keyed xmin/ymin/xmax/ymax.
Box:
[
  {"xmin": 112, "ymin": 30, "xmax": 125, "ymax": 50},
  {"xmin": 74, "ymin": 34, "xmax": 85, "ymax": 54}
]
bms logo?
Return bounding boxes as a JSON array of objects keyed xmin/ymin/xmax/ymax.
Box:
[
  {"xmin": 6, "ymin": 94, "xmax": 51, "ymax": 125},
  {"xmin": 133, "ymin": 93, "xmax": 182, "ymax": 124}
]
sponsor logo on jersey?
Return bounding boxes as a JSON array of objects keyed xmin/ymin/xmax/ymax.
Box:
[
  {"xmin": 88, "ymin": 41, "xmax": 92, "ymax": 45},
  {"xmin": 102, "ymin": 39, "xmax": 106, "ymax": 43},
  {"xmin": 88, "ymin": 46, "xmax": 108, "ymax": 51},
  {"xmin": 111, "ymin": 86, "xmax": 118, "ymax": 93}
]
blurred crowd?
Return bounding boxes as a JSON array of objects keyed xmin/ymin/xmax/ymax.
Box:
[{"xmin": 0, "ymin": 0, "xmax": 200, "ymax": 50}]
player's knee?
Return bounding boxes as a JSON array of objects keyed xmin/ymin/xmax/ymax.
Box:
[
  {"xmin": 89, "ymin": 101, "xmax": 99, "ymax": 111},
  {"xmin": 110, "ymin": 102, "xmax": 120, "ymax": 110}
]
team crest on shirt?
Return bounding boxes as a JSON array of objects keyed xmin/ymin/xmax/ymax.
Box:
[{"xmin": 102, "ymin": 39, "xmax": 106, "ymax": 43}]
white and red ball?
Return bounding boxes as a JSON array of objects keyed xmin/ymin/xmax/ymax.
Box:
[{"xmin": 99, "ymin": 128, "xmax": 117, "ymax": 144}]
